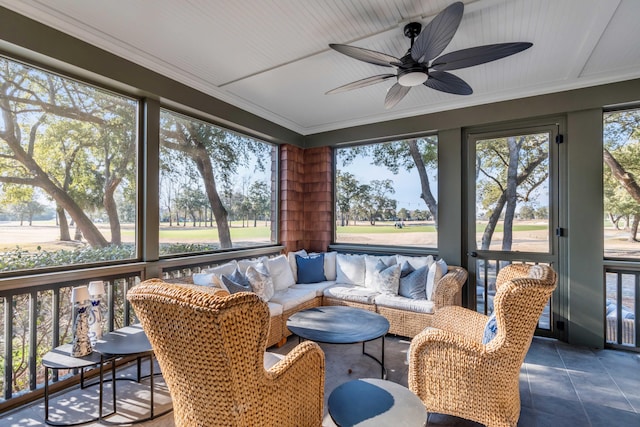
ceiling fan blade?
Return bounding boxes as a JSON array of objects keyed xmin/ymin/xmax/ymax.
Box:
[
  {"xmin": 329, "ymin": 44, "xmax": 399, "ymax": 67},
  {"xmin": 325, "ymin": 74, "xmax": 396, "ymax": 94},
  {"xmin": 411, "ymin": 1, "xmax": 464, "ymax": 63},
  {"xmin": 424, "ymin": 71, "xmax": 473, "ymax": 95},
  {"xmin": 384, "ymin": 83, "xmax": 411, "ymax": 109},
  {"xmin": 431, "ymin": 42, "xmax": 533, "ymax": 71}
]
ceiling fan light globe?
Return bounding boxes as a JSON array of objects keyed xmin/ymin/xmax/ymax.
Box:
[{"xmin": 398, "ymin": 71, "xmax": 428, "ymax": 87}]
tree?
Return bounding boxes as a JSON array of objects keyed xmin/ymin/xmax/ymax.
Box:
[
  {"xmin": 519, "ymin": 205, "xmax": 536, "ymax": 220},
  {"xmin": 476, "ymin": 134, "xmax": 549, "ymax": 250},
  {"xmin": 335, "ymin": 171, "xmax": 360, "ymax": 226},
  {"xmin": 160, "ymin": 112, "xmax": 272, "ymax": 249},
  {"xmin": 352, "ymin": 179, "xmax": 396, "ymax": 225},
  {"xmin": 338, "ymin": 137, "xmax": 438, "ymax": 224},
  {"xmin": 397, "ymin": 207, "xmax": 410, "ymax": 221},
  {"xmin": 247, "ymin": 180, "xmax": 270, "ymax": 227},
  {"xmin": 0, "ymin": 184, "xmax": 45, "ymax": 225},
  {"xmin": 0, "ymin": 58, "xmax": 137, "ymax": 248},
  {"xmin": 603, "ymin": 110, "xmax": 640, "ymax": 242}
]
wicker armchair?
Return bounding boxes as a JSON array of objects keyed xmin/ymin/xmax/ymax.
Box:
[
  {"xmin": 127, "ymin": 279, "xmax": 325, "ymax": 427},
  {"xmin": 408, "ymin": 264, "xmax": 557, "ymax": 427}
]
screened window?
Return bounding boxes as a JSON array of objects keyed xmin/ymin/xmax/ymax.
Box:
[
  {"xmin": 604, "ymin": 109, "xmax": 640, "ymax": 259},
  {"xmin": 0, "ymin": 57, "xmax": 138, "ymax": 273},
  {"xmin": 335, "ymin": 137, "xmax": 438, "ymax": 248},
  {"xmin": 159, "ymin": 109, "xmax": 276, "ymax": 255}
]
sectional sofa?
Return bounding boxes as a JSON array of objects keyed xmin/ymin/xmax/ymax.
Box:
[{"xmin": 183, "ymin": 251, "xmax": 468, "ymax": 348}]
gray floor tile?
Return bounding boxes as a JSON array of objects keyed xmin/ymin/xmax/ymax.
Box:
[
  {"xmin": 2, "ymin": 336, "xmax": 640, "ymax": 427},
  {"xmin": 583, "ymin": 404, "xmax": 640, "ymax": 427}
]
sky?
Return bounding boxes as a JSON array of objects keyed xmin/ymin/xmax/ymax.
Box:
[{"xmin": 337, "ymin": 153, "xmax": 437, "ymax": 211}]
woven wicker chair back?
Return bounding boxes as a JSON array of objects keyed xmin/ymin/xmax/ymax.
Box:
[{"xmin": 128, "ymin": 279, "xmax": 325, "ymax": 427}]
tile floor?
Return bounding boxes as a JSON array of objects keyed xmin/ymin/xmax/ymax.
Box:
[{"xmin": 1, "ymin": 335, "xmax": 639, "ymax": 426}]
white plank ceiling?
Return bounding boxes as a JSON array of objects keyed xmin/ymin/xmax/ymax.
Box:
[{"xmin": 1, "ymin": 0, "xmax": 638, "ymax": 135}]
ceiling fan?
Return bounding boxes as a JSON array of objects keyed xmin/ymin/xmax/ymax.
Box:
[{"xmin": 326, "ymin": 1, "xmax": 532, "ymax": 109}]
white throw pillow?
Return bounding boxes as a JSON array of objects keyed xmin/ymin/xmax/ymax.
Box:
[
  {"xmin": 371, "ymin": 260, "xmax": 401, "ymax": 295},
  {"xmin": 246, "ymin": 262, "xmax": 275, "ymax": 302},
  {"xmin": 323, "ymin": 251, "xmax": 338, "ymax": 281},
  {"xmin": 287, "ymin": 249, "xmax": 308, "ymax": 282},
  {"xmin": 396, "ymin": 255, "xmax": 434, "ymax": 270},
  {"xmin": 364, "ymin": 255, "xmax": 397, "ymax": 289},
  {"xmin": 268, "ymin": 254, "xmax": 296, "ymax": 291},
  {"xmin": 335, "ymin": 253, "xmax": 366, "ymax": 286},
  {"xmin": 426, "ymin": 258, "xmax": 448, "ymax": 301},
  {"xmin": 238, "ymin": 256, "xmax": 268, "ymax": 274}
]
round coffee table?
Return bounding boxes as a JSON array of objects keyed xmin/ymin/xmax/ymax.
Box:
[
  {"xmin": 328, "ymin": 378, "xmax": 427, "ymax": 427},
  {"xmin": 286, "ymin": 306, "xmax": 389, "ymax": 378}
]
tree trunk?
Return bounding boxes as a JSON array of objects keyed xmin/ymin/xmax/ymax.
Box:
[
  {"xmin": 57, "ymin": 206, "xmax": 71, "ymax": 241},
  {"xmin": 630, "ymin": 213, "xmax": 639, "ymax": 242},
  {"xmin": 480, "ymin": 142, "xmax": 547, "ymax": 250},
  {"xmin": 502, "ymin": 137, "xmax": 521, "ymax": 251},
  {"xmin": 192, "ymin": 148, "xmax": 232, "ymax": 249},
  {"xmin": 104, "ymin": 177, "xmax": 122, "ymax": 245},
  {"xmin": 604, "ymin": 147, "xmax": 640, "ymax": 211},
  {"xmin": 408, "ymin": 140, "xmax": 438, "ymax": 226}
]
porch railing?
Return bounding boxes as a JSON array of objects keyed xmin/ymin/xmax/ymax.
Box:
[
  {"xmin": 0, "ymin": 266, "xmax": 144, "ymax": 406},
  {"xmin": 604, "ymin": 264, "xmax": 639, "ymax": 349},
  {"xmin": 0, "ymin": 245, "xmax": 283, "ymax": 410},
  {"xmin": 473, "ymin": 258, "xmax": 552, "ymax": 331}
]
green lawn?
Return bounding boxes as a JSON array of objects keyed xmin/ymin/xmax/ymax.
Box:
[
  {"xmin": 156, "ymin": 224, "xmax": 271, "ymax": 240},
  {"xmin": 336, "ymin": 222, "xmax": 548, "ymax": 234},
  {"xmin": 337, "ymin": 224, "xmax": 437, "ymax": 234}
]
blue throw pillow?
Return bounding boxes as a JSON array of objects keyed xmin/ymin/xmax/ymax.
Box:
[
  {"xmin": 221, "ymin": 268, "xmax": 252, "ymax": 294},
  {"xmin": 482, "ymin": 312, "xmax": 498, "ymax": 344},
  {"xmin": 398, "ymin": 261, "xmax": 428, "ymax": 299},
  {"xmin": 296, "ymin": 253, "xmax": 327, "ymax": 284}
]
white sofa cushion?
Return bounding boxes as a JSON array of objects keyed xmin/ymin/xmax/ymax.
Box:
[
  {"xmin": 375, "ymin": 294, "xmax": 435, "ymax": 314},
  {"xmin": 291, "ymin": 281, "xmax": 337, "ymax": 297},
  {"xmin": 287, "ymin": 249, "xmax": 308, "ymax": 282},
  {"xmin": 323, "ymin": 251, "xmax": 338, "ymax": 281},
  {"xmin": 335, "ymin": 253, "xmax": 366, "ymax": 286},
  {"xmin": 323, "ymin": 285, "xmax": 379, "ymax": 304},
  {"xmin": 426, "ymin": 258, "xmax": 448, "ymax": 301},
  {"xmin": 264, "ymin": 351, "xmax": 285, "ymax": 370},
  {"xmin": 396, "ymin": 255, "xmax": 434, "ymax": 270},
  {"xmin": 267, "ymin": 254, "xmax": 296, "ymax": 291},
  {"xmin": 238, "ymin": 256, "xmax": 268, "ymax": 274},
  {"xmin": 364, "ymin": 255, "xmax": 397, "ymax": 289},
  {"xmin": 270, "ymin": 287, "xmax": 317, "ymax": 311},
  {"xmin": 267, "ymin": 301, "xmax": 283, "ymax": 317},
  {"xmin": 193, "ymin": 260, "xmax": 238, "ymax": 287}
]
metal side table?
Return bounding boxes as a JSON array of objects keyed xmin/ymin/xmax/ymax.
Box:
[
  {"xmin": 93, "ymin": 324, "xmax": 171, "ymax": 424},
  {"xmin": 42, "ymin": 344, "xmax": 114, "ymax": 426}
]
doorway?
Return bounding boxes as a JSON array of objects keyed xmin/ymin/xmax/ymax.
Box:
[{"xmin": 465, "ymin": 122, "xmax": 565, "ymax": 339}]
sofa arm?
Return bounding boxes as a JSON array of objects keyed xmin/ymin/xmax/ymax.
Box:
[{"xmin": 432, "ymin": 266, "xmax": 468, "ymax": 310}]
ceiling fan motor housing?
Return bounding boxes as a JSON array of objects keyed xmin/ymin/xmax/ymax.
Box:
[{"xmin": 397, "ymin": 51, "xmax": 428, "ymax": 87}]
